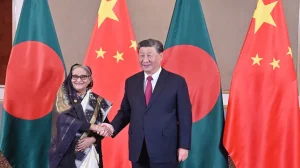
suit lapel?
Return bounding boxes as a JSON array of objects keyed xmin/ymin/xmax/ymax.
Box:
[
  {"xmin": 146, "ymin": 68, "xmax": 169, "ymax": 111},
  {"xmin": 136, "ymin": 72, "xmax": 147, "ymax": 108}
]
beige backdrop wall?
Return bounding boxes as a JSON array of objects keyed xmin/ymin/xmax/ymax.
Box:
[{"xmin": 12, "ymin": 0, "xmax": 299, "ymax": 91}]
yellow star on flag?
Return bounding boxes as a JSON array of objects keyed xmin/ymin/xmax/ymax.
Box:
[
  {"xmin": 113, "ymin": 51, "xmax": 124, "ymax": 63},
  {"xmin": 287, "ymin": 46, "xmax": 292, "ymax": 57},
  {"xmin": 130, "ymin": 40, "xmax": 137, "ymax": 51},
  {"xmin": 269, "ymin": 58, "xmax": 280, "ymax": 70},
  {"xmin": 253, "ymin": 0, "xmax": 278, "ymax": 33},
  {"xmin": 251, "ymin": 54, "xmax": 263, "ymax": 66},
  {"xmin": 97, "ymin": 0, "xmax": 119, "ymax": 28},
  {"xmin": 95, "ymin": 47, "xmax": 106, "ymax": 59}
]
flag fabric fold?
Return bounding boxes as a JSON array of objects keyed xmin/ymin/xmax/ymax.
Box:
[
  {"xmin": 84, "ymin": 0, "xmax": 140, "ymax": 167},
  {"xmin": 224, "ymin": 0, "xmax": 300, "ymax": 167},
  {"xmin": 0, "ymin": 0, "xmax": 65, "ymax": 167},
  {"xmin": 162, "ymin": 0, "xmax": 228, "ymax": 167}
]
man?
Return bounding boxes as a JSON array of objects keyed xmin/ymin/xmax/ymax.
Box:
[{"xmin": 102, "ymin": 39, "xmax": 192, "ymax": 168}]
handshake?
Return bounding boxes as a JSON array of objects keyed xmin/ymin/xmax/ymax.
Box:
[{"xmin": 90, "ymin": 123, "xmax": 114, "ymax": 137}]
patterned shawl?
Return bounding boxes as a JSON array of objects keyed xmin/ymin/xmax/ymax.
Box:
[{"xmin": 48, "ymin": 68, "xmax": 112, "ymax": 168}]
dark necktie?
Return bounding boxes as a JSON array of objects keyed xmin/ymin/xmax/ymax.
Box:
[{"xmin": 145, "ymin": 76, "xmax": 153, "ymax": 106}]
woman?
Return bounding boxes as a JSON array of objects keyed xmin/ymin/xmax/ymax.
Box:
[{"xmin": 49, "ymin": 63, "xmax": 112, "ymax": 168}]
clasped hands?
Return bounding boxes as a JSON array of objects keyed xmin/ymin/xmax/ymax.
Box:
[{"xmin": 90, "ymin": 123, "xmax": 114, "ymax": 137}]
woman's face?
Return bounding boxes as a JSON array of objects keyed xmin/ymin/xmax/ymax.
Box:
[{"xmin": 71, "ymin": 67, "xmax": 91, "ymax": 93}]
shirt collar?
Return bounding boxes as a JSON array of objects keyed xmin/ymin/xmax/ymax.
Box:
[{"xmin": 144, "ymin": 67, "xmax": 162, "ymax": 82}]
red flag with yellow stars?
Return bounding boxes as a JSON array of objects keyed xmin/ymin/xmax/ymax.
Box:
[
  {"xmin": 84, "ymin": 0, "xmax": 140, "ymax": 167},
  {"xmin": 223, "ymin": 0, "xmax": 300, "ymax": 167}
]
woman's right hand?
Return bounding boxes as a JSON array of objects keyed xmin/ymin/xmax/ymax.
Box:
[{"xmin": 90, "ymin": 124, "xmax": 98, "ymax": 132}]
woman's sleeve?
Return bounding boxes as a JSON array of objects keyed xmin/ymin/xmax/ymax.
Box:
[
  {"xmin": 67, "ymin": 103, "xmax": 91, "ymax": 132},
  {"xmin": 79, "ymin": 122, "xmax": 91, "ymax": 132}
]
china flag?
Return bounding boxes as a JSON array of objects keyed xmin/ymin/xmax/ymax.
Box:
[
  {"xmin": 84, "ymin": 0, "xmax": 140, "ymax": 167},
  {"xmin": 223, "ymin": 0, "xmax": 300, "ymax": 167}
]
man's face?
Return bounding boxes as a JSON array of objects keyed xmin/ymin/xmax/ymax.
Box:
[{"xmin": 138, "ymin": 46, "xmax": 162, "ymax": 75}]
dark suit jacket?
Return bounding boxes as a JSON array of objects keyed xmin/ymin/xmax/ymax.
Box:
[{"xmin": 111, "ymin": 68, "xmax": 192, "ymax": 163}]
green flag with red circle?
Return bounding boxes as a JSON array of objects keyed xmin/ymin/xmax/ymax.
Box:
[
  {"xmin": 162, "ymin": 0, "xmax": 228, "ymax": 167},
  {"xmin": 0, "ymin": 0, "xmax": 65, "ymax": 167}
]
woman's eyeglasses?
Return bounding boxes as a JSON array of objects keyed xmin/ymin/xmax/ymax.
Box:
[{"xmin": 72, "ymin": 75, "xmax": 90, "ymax": 80}]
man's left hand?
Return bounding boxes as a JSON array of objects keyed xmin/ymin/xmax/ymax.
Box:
[{"xmin": 178, "ymin": 148, "xmax": 188, "ymax": 162}]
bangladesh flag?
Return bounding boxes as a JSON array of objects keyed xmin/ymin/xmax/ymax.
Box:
[
  {"xmin": 161, "ymin": 0, "xmax": 228, "ymax": 167},
  {"xmin": 0, "ymin": 0, "xmax": 65, "ymax": 167}
]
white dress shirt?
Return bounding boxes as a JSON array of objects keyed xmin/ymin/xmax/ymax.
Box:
[{"xmin": 144, "ymin": 67, "xmax": 162, "ymax": 92}]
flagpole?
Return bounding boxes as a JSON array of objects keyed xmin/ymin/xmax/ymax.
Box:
[{"xmin": 12, "ymin": 0, "xmax": 24, "ymax": 40}]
